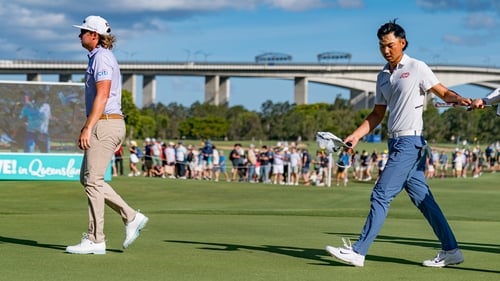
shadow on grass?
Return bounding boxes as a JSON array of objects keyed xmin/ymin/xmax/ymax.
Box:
[
  {"xmin": 165, "ymin": 239, "xmax": 419, "ymax": 267},
  {"xmin": 0, "ymin": 236, "xmax": 123, "ymax": 253},
  {"xmin": 0, "ymin": 236, "xmax": 66, "ymax": 251},
  {"xmin": 165, "ymin": 234, "xmax": 500, "ymax": 273},
  {"xmin": 327, "ymin": 232, "xmax": 500, "ymax": 274},
  {"xmin": 166, "ymin": 239, "xmax": 336, "ymax": 266},
  {"xmin": 327, "ymin": 232, "xmax": 500, "ymax": 254}
]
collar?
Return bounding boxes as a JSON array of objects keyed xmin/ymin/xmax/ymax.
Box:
[
  {"xmin": 383, "ymin": 53, "xmax": 410, "ymax": 73},
  {"xmin": 87, "ymin": 46, "xmax": 102, "ymax": 59}
]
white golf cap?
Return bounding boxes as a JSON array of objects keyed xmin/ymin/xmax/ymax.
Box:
[{"xmin": 73, "ymin": 15, "xmax": 111, "ymax": 35}]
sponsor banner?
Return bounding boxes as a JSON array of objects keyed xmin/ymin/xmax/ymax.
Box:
[{"xmin": 0, "ymin": 153, "xmax": 111, "ymax": 181}]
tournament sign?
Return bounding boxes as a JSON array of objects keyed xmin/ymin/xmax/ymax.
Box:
[
  {"xmin": 0, "ymin": 153, "xmax": 112, "ymax": 181},
  {"xmin": 0, "ymin": 81, "xmax": 112, "ymax": 181}
]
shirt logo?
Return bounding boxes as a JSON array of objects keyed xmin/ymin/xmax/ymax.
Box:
[
  {"xmin": 97, "ymin": 70, "xmax": 108, "ymax": 77},
  {"xmin": 400, "ymin": 72, "xmax": 410, "ymax": 78}
]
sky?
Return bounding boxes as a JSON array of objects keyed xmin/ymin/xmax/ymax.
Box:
[{"xmin": 1, "ymin": 0, "xmax": 499, "ymax": 110}]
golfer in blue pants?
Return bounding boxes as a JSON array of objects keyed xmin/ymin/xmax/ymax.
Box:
[
  {"xmin": 353, "ymin": 136, "xmax": 458, "ymax": 256},
  {"xmin": 326, "ymin": 19, "xmax": 471, "ymax": 267}
]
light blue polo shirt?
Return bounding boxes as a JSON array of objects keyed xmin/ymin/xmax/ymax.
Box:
[
  {"xmin": 375, "ymin": 54, "xmax": 438, "ymax": 133},
  {"xmin": 84, "ymin": 46, "xmax": 122, "ymax": 116}
]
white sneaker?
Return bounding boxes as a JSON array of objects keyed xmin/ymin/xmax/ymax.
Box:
[
  {"xmin": 422, "ymin": 249, "xmax": 464, "ymax": 267},
  {"xmin": 326, "ymin": 238, "xmax": 365, "ymax": 267},
  {"xmin": 123, "ymin": 211, "xmax": 149, "ymax": 249},
  {"xmin": 66, "ymin": 233, "xmax": 106, "ymax": 255}
]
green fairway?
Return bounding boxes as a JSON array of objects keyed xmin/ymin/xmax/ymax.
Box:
[{"xmin": 0, "ymin": 174, "xmax": 499, "ymax": 281}]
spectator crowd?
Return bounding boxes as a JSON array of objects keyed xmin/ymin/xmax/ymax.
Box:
[{"xmin": 113, "ymin": 139, "xmax": 500, "ymax": 186}]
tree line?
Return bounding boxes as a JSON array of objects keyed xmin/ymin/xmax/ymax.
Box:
[{"xmin": 121, "ymin": 90, "xmax": 499, "ymax": 145}]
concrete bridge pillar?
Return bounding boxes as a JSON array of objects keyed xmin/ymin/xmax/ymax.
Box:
[
  {"xmin": 59, "ymin": 74, "xmax": 72, "ymax": 82},
  {"xmin": 142, "ymin": 75, "xmax": 156, "ymax": 107},
  {"xmin": 218, "ymin": 76, "xmax": 230, "ymax": 105},
  {"xmin": 294, "ymin": 77, "xmax": 308, "ymax": 105},
  {"xmin": 350, "ymin": 89, "xmax": 375, "ymax": 110},
  {"xmin": 205, "ymin": 75, "xmax": 230, "ymax": 105},
  {"xmin": 123, "ymin": 74, "xmax": 137, "ymax": 104},
  {"xmin": 27, "ymin": 73, "xmax": 41, "ymax": 81},
  {"xmin": 205, "ymin": 75, "xmax": 219, "ymax": 104}
]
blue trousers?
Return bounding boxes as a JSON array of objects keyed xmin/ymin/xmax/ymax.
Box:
[
  {"xmin": 260, "ymin": 164, "xmax": 270, "ymax": 183},
  {"xmin": 247, "ymin": 164, "xmax": 256, "ymax": 182},
  {"xmin": 352, "ymin": 136, "xmax": 458, "ymax": 256},
  {"xmin": 24, "ymin": 131, "xmax": 50, "ymax": 153}
]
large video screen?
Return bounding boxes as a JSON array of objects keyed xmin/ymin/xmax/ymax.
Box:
[{"xmin": 0, "ymin": 81, "xmax": 86, "ymax": 153}]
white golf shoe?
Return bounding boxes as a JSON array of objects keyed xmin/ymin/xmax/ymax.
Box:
[
  {"xmin": 422, "ymin": 249, "xmax": 464, "ymax": 267},
  {"xmin": 326, "ymin": 238, "xmax": 365, "ymax": 267},
  {"xmin": 66, "ymin": 233, "xmax": 106, "ymax": 255},
  {"xmin": 123, "ymin": 211, "xmax": 149, "ymax": 249}
]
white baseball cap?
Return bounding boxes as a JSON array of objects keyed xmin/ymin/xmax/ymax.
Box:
[{"xmin": 73, "ymin": 15, "xmax": 111, "ymax": 35}]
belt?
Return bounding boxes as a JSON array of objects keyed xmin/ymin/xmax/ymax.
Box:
[
  {"xmin": 99, "ymin": 114, "xmax": 123, "ymax": 120},
  {"xmin": 388, "ymin": 130, "xmax": 423, "ymax": 138}
]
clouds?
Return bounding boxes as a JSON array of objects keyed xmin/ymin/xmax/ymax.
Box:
[
  {"xmin": 451, "ymin": 9, "xmax": 498, "ymax": 47},
  {"xmin": 415, "ymin": 0, "xmax": 499, "ymax": 48},
  {"xmin": 0, "ymin": 0, "xmax": 498, "ymax": 62},
  {"xmin": 416, "ymin": 0, "xmax": 499, "ymax": 28},
  {"xmin": 442, "ymin": 34, "xmax": 484, "ymax": 46},
  {"xmin": 416, "ymin": 0, "xmax": 497, "ymax": 11},
  {"xmin": 463, "ymin": 12, "xmax": 496, "ymax": 29},
  {"xmin": 0, "ymin": 0, "xmax": 342, "ymax": 60}
]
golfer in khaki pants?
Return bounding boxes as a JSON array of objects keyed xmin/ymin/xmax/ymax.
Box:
[
  {"xmin": 66, "ymin": 15, "xmax": 148, "ymax": 255},
  {"xmin": 80, "ymin": 118, "xmax": 135, "ymax": 244}
]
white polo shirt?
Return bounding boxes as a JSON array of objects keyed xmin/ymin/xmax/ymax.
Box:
[
  {"xmin": 484, "ymin": 88, "xmax": 500, "ymax": 105},
  {"xmin": 375, "ymin": 54, "xmax": 439, "ymax": 134}
]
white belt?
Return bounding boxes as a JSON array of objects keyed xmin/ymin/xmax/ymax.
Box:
[{"xmin": 388, "ymin": 130, "xmax": 423, "ymax": 138}]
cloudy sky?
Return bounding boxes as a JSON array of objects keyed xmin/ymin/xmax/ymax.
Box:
[{"xmin": 1, "ymin": 0, "xmax": 499, "ymax": 110}]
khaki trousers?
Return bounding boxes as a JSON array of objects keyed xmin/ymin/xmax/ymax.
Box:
[{"xmin": 79, "ymin": 119, "xmax": 136, "ymax": 243}]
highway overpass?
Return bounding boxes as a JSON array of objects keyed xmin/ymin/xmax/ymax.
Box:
[{"xmin": 1, "ymin": 60, "xmax": 499, "ymax": 110}]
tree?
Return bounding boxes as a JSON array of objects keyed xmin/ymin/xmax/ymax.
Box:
[
  {"xmin": 441, "ymin": 108, "xmax": 478, "ymax": 145},
  {"xmin": 125, "ymin": 95, "xmax": 498, "ymax": 144},
  {"xmin": 189, "ymin": 102, "xmax": 228, "ymax": 118},
  {"xmin": 160, "ymin": 103, "xmax": 189, "ymax": 139},
  {"xmin": 475, "ymin": 108, "xmax": 500, "ymax": 143},
  {"xmin": 331, "ymin": 94, "xmax": 352, "ymax": 110},
  {"xmin": 122, "ymin": 90, "xmax": 140, "ymax": 139},
  {"xmin": 423, "ymin": 102, "xmax": 447, "ymax": 143},
  {"xmin": 179, "ymin": 116, "xmax": 229, "ymax": 139},
  {"xmin": 229, "ymin": 111, "xmax": 264, "ymax": 140},
  {"xmin": 285, "ymin": 103, "xmax": 332, "ymax": 141},
  {"xmin": 136, "ymin": 115, "xmax": 157, "ymax": 139},
  {"xmin": 226, "ymin": 105, "xmax": 261, "ymax": 140},
  {"xmin": 259, "ymin": 100, "xmax": 293, "ymax": 140}
]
